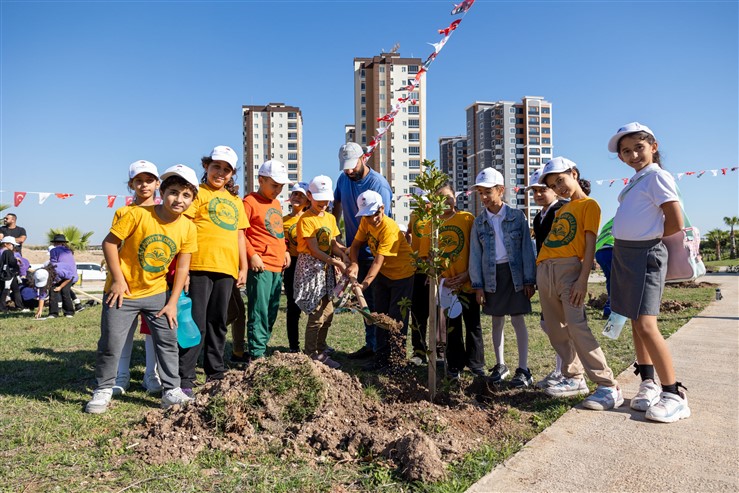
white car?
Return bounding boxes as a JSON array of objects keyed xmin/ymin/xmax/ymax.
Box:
[{"xmin": 76, "ymin": 262, "xmax": 107, "ymax": 281}]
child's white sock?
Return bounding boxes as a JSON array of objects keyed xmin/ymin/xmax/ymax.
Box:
[{"xmin": 511, "ymin": 314, "xmax": 529, "ymax": 369}]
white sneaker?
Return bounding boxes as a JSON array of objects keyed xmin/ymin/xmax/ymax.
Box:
[
  {"xmin": 582, "ymin": 385, "xmax": 624, "ymax": 411},
  {"xmin": 85, "ymin": 388, "xmax": 113, "ymax": 414},
  {"xmin": 544, "ymin": 377, "xmax": 590, "ymax": 398},
  {"xmin": 535, "ymin": 370, "xmax": 564, "ymax": 389},
  {"xmin": 142, "ymin": 373, "xmax": 163, "ymax": 394},
  {"xmin": 161, "ymin": 387, "xmax": 194, "ymax": 410},
  {"xmin": 646, "ymin": 390, "xmax": 691, "ymax": 423},
  {"xmin": 112, "ymin": 374, "xmax": 130, "ymax": 396},
  {"xmin": 630, "ymin": 379, "xmax": 661, "ymax": 411}
]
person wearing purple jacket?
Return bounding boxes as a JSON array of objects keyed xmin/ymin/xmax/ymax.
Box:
[{"xmin": 47, "ymin": 234, "xmax": 78, "ymax": 318}]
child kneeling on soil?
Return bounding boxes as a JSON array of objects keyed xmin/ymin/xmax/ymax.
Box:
[
  {"xmin": 347, "ymin": 190, "xmax": 416, "ymax": 371},
  {"xmin": 85, "ymin": 164, "xmax": 199, "ymax": 414},
  {"xmin": 294, "ymin": 175, "xmax": 348, "ymax": 369}
]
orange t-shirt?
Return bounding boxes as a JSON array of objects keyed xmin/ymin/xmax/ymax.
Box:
[{"xmin": 243, "ymin": 192, "xmax": 287, "ymax": 273}]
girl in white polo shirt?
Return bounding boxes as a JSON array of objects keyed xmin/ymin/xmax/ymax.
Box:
[{"xmin": 608, "ymin": 122, "xmax": 690, "ymax": 423}]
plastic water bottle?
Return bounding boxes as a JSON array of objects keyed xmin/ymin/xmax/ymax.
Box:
[
  {"xmin": 176, "ymin": 291, "xmax": 201, "ymax": 348},
  {"xmin": 602, "ymin": 312, "xmax": 628, "ymax": 340}
]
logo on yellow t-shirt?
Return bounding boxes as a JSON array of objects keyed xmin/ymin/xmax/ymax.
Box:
[
  {"xmin": 412, "ymin": 219, "xmax": 427, "ymax": 238},
  {"xmin": 439, "ymin": 224, "xmax": 464, "ymax": 259},
  {"xmin": 208, "ymin": 197, "xmax": 239, "ymax": 231},
  {"xmin": 544, "ymin": 212, "xmax": 577, "ymax": 248},
  {"xmin": 315, "ymin": 227, "xmax": 332, "ymax": 254},
  {"xmin": 265, "ymin": 208, "xmax": 285, "ymax": 239},
  {"xmin": 367, "ymin": 232, "xmax": 379, "ymax": 254},
  {"xmin": 138, "ymin": 234, "xmax": 177, "ymax": 273},
  {"xmin": 287, "ymin": 224, "xmax": 298, "ymax": 249}
]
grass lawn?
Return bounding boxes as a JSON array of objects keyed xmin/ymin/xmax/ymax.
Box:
[{"xmin": 0, "ymin": 282, "xmax": 713, "ymax": 492}]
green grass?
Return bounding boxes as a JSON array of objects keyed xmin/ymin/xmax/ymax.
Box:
[
  {"xmin": 0, "ymin": 282, "xmax": 713, "ymax": 492},
  {"xmin": 704, "ymin": 258, "xmax": 739, "ymax": 268}
]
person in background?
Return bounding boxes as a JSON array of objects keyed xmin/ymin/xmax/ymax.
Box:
[
  {"xmin": 0, "ymin": 213, "xmax": 27, "ymax": 254},
  {"xmin": 47, "ymin": 234, "xmax": 78, "ymax": 318},
  {"xmin": 1, "ymin": 237, "xmax": 23, "ymax": 313},
  {"xmin": 282, "ymin": 181, "xmax": 310, "ymax": 353},
  {"xmin": 595, "ymin": 218, "xmax": 614, "ymax": 319}
]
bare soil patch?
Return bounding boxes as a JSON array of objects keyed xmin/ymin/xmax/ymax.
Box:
[{"xmin": 126, "ymin": 352, "xmax": 524, "ymax": 482}]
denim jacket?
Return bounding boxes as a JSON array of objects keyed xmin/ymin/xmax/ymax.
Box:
[{"xmin": 469, "ymin": 206, "xmax": 537, "ymax": 293}]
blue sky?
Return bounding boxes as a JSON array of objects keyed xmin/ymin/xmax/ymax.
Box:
[{"xmin": 1, "ymin": 0, "xmax": 737, "ymax": 245}]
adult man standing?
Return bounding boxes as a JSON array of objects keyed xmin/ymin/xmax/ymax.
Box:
[
  {"xmin": 0, "ymin": 214, "xmax": 27, "ymax": 254},
  {"xmin": 333, "ymin": 143, "xmax": 393, "ymax": 360}
]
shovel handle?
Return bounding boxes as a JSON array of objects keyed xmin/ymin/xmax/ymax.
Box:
[{"xmin": 352, "ymin": 283, "xmax": 369, "ymax": 310}]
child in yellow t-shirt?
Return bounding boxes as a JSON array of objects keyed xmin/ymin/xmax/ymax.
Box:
[
  {"xmin": 180, "ymin": 146, "xmax": 249, "ymax": 394},
  {"xmin": 294, "ymin": 176, "xmax": 348, "ymax": 369},
  {"xmin": 85, "ymin": 165, "xmax": 199, "ymax": 414},
  {"xmin": 348, "ymin": 190, "xmax": 416, "ymax": 371},
  {"xmin": 282, "ymin": 182, "xmax": 310, "ymax": 353}
]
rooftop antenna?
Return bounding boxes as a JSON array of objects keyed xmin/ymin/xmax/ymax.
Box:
[{"xmin": 390, "ymin": 43, "xmax": 400, "ymax": 54}]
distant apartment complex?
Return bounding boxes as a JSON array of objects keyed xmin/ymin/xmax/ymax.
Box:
[
  {"xmin": 438, "ymin": 136, "xmax": 471, "ymax": 211},
  {"xmin": 353, "ymin": 52, "xmax": 426, "ymax": 226},
  {"xmin": 242, "ymin": 103, "xmax": 303, "ymax": 208},
  {"xmin": 465, "ymin": 96, "xmax": 553, "ymax": 221}
]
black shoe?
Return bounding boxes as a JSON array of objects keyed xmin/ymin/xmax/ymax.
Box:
[
  {"xmin": 509, "ymin": 367, "xmax": 533, "ymax": 388},
  {"xmin": 469, "ymin": 367, "xmax": 486, "ymax": 377},
  {"xmin": 230, "ymin": 353, "xmax": 250, "ymax": 364},
  {"xmin": 348, "ymin": 345, "xmax": 375, "ymax": 359},
  {"xmin": 488, "ymin": 363, "xmax": 510, "ymax": 383},
  {"xmin": 289, "ymin": 347, "xmax": 300, "ymax": 354}
]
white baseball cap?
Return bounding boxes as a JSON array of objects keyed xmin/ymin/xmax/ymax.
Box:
[
  {"xmin": 1, "ymin": 236, "xmax": 18, "ymax": 246},
  {"xmin": 258, "ymin": 160, "xmax": 290, "ymax": 184},
  {"xmin": 607, "ymin": 122, "xmax": 656, "ymax": 153},
  {"xmin": 210, "ymin": 145, "xmax": 238, "ymax": 168},
  {"xmin": 472, "ymin": 167, "xmax": 504, "ymax": 188},
  {"xmin": 538, "ymin": 157, "xmax": 577, "ymax": 184},
  {"xmin": 290, "ymin": 181, "xmax": 309, "ymax": 195},
  {"xmin": 339, "ymin": 142, "xmax": 365, "ymax": 170},
  {"xmin": 128, "ymin": 160, "xmax": 159, "ymax": 180},
  {"xmin": 33, "ymin": 268, "xmax": 49, "ymax": 288},
  {"xmin": 525, "ymin": 169, "xmax": 547, "ymax": 190},
  {"xmin": 160, "ymin": 164, "xmax": 200, "ymax": 190},
  {"xmin": 308, "ymin": 175, "xmax": 334, "ymax": 201},
  {"xmin": 355, "ymin": 190, "xmax": 384, "ymax": 217}
]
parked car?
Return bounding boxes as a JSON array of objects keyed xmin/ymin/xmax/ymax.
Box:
[{"xmin": 76, "ymin": 262, "xmax": 107, "ymax": 281}]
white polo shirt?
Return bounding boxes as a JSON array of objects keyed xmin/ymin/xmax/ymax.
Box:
[
  {"xmin": 612, "ymin": 164, "xmax": 679, "ymax": 241},
  {"xmin": 485, "ymin": 204, "xmax": 510, "ymax": 264}
]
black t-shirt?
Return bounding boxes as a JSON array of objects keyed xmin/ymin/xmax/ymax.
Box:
[{"xmin": 0, "ymin": 225, "xmax": 27, "ymax": 252}]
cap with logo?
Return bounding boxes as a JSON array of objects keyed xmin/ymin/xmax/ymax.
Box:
[
  {"xmin": 160, "ymin": 164, "xmax": 200, "ymax": 190},
  {"xmin": 339, "ymin": 142, "xmax": 365, "ymax": 171},
  {"xmin": 128, "ymin": 160, "xmax": 159, "ymax": 180},
  {"xmin": 607, "ymin": 122, "xmax": 656, "ymax": 153},
  {"xmin": 290, "ymin": 181, "xmax": 310, "ymax": 196},
  {"xmin": 355, "ymin": 190, "xmax": 384, "ymax": 217},
  {"xmin": 472, "ymin": 167, "xmax": 505, "ymax": 188},
  {"xmin": 258, "ymin": 160, "xmax": 290, "ymax": 184},
  {"xmin": 538, "ymin": 157, "xmax": 577, "ymax": 184},
  {"xmin": 525, "ymin": 169, "xmax": 547, "ymax": 190},
  {"xmin": 210, "ymin": 145, "xmax": 239, "ymax": 168},
  {"xmin": 308, "ymin": 175, "xmax": 334, "ymax": 201}
]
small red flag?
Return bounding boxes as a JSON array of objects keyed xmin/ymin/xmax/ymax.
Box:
[
  {"xmin": 14, "ymin": 191, "xmax": 27, "ymax": 207},
  {"xmin": 125, "ymin": 196, "xmax": 134, "ymax": 206},
  {"xmin": 107, "ymin": 195, "xmax": 117, "ymax": 208}
]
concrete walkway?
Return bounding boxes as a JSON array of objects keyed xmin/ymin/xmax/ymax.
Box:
[{"xmin": 468, "ymin": 273, "xmax": 739, "ymax": 493}]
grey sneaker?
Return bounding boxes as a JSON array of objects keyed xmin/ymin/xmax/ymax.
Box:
[
  {"xmin": 488, "ymin": 363, "xmax": 510, "ymax": 383},
  {"xmin": 582, "ymin": 385, "xmax": 624, "ymax": 411},
  {"xmin": 312, "ymin": 352, "xmax": 341, "ymax": 369},
  {"xmin": 535, "ymin": 370, "xmax": 565, "ymax": 389},
  {"xmin": 112, "ymin": 374, "xmax": 130, "ymax": 396},
  {"xmin": 630, "ymin": 379, "xmax": 661, "ymax": 411},
  {"xmin": 645, "ymin": 390, "xmax": 691, "ymax": 423},
  {"xmin": 142, "ymin": 372, "xmax": 163, "ymax": 394},
  {"xmin": 510, "ymin": 368, "xmax": 534, "ymax": 388},
  {"xmin": 85, "ymin": 388, "xmax": 113, "ymax": 414},
  {"xmin": 544, "ymin": 377, "xmax": 590, "ymax": 398},
  {"xmin": 161, "ymin": 387, "xmax": 194, "ymax": 410}
]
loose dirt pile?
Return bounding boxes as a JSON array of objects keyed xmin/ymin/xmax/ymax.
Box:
[{"xmin": 127, "ymin": 352, "xmax": 514, "ymax": 482}]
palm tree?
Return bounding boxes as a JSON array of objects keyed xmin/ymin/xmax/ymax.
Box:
[
  {"xmin": 0, "ymin": 204, "xmax": 9, "ymax": 214},
  {"xmin": 46, "ymin": 226, "xmax": 94, "ymax": 252},
  {"xmin": 723, "ymin": 216, "xmax": 739, "ymax": 259},
  {"xmin": 705, "ymin": 229, "xmax": 728, "ymax": 261}
]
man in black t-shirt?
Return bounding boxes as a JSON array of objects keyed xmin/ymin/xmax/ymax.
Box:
[{"xmin": 0, "ymin": 213, "xmax": 27, "ymax": 253}]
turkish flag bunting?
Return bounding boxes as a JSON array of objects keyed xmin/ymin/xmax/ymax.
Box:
[
  {"xmin": 438, "ymin": 19, "xmax": 461, "ymax": 36},
  {"xmin": 55, "ymin": 193, "xmax": 74, "ymax": 199},
  {"xmin": 107, "ymin": 195, "xmax": 117, "ymax": 208},
  {"xmin": 125, "ymin": 196, "xmax": 134, "ymax": 206},
  {"xmin": 14, "ymin": 192, "xmax": 27, "ymax": 207}
]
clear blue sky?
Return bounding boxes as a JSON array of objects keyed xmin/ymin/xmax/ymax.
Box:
[{"xmin": 1, "ymin": 0, "xmax": 737, "ymax": 245}]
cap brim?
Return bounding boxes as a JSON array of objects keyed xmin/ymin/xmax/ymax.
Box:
[
  {"xmin": 311, "ymin": 192, "xmax": 334, "ymax": 201},
  {"xmin": 341, "ymin": 158, "xmax": 360, "ymax": 170},
  {"xmin": 525, "ymin": 184, "xmax": 547, "ymax": 191},
  {"xmin": 355, "ymin": 204, "xmax": 380, "ymax": 217},
  {"xmin": 472, "ymin": 182, "xmax": 498, "ymax": 188},
  {"xmin": 607, "ymin": 134, "xmax": 624, "ymax": 153}
]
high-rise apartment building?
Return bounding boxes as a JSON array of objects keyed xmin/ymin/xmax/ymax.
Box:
[
  {"xmin": 354, "ymin": 52, "xmax": 426, "ymax": 226},
  {"xmin": 465, "ymin": 96, "xmax": 552, "ymax": 221},
  {"xmin": 242, "ymin": 103, "xmax": 303, "ymax": 208},
  {"xmin": 438, "ymin": 136, "xmax": 471, "ymax": 211}
]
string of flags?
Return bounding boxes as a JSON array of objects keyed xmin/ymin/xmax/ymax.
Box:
[
  {"xmin": 1, "ymin": 191, "xmax": 162, "ymax": 208},
  {"xmin": 394, "ymin": 165, "xmax": 739, "ymax": 201}
]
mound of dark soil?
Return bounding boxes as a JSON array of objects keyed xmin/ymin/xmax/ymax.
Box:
[{"xmin": 127, "ymin": 352, "xmax": 520, "ymax": 482}]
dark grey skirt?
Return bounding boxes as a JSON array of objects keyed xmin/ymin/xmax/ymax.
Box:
[
  {"xmin": 611, "ymin": 238, "xmax": 667, "ymax": 320},
  {"xmin": 482, "ymin": 262, "xmax": 532, "ymax": 317}
]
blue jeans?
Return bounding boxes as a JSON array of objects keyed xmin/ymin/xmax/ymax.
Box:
[{"xmin": 595, "ymin": 247, "xmax": 613, "ymax": 317}]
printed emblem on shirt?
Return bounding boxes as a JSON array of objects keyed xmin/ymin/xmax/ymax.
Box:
[
  {"xmin": 138, "ymin": 234, "xmax": 177, "ymax": 273},
  {"xmin": 544, "ymin": 212, "xmax": 578, "ymax": 248},
  {"xmin": 438, "ymin": 224, "xmax": 464, "ymax": 260},
  {"xmin": 367, "ymin": 232, "xmax": 379, "ymax": 255},
  {"xmin": 315, "ymin": 227, "xmax": 332, "ymax": 254},
  {"xmin": 287, "ymin": 224, "xmax": 298, "ymax": 249},
  {"xmin": 265, "ymin": 208, "xmax": 285, "ymax": 239},
  {"xmin": 412, "ymin": 218, "xmax": 427, "ymax": 238},
  {"xmin": 208, "ymin": 197, "xmax": 238, "ymax": 231}
]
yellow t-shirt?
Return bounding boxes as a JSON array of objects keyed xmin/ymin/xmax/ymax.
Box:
[
  {"xmin": 112, "ymin": 204, "xmax": 134, "ymax": 225},
  {"xmin": 105, "ymin": 206, "xmax": 197, "ymax": 299},
  {"xmin": 420, "ymin": 211, "xmax": 474, "ymax": 292},
  {"xmin": 407, "ymin": 212, "xmax": 429, "ymax": 257},
  {"xmin": 297, "ymin": 210, "xmax": 340, "ymax": 256},
  {"xmin": 184, "ymin": 184, "xmax": 249, "ymax": 278},
  {"xmin": 356, "ymin": 215, "xmax": 416, "ymax": 280},
  {"xmin": 537, "ymin": 197, "xmax": 601, "ymax": 264},
  {"xmin": 283, "ymin": 213, "xmax": 302, "ymax": 257}
]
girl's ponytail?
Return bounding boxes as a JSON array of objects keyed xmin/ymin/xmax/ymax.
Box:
[{"xmin": 579, "ymin": 178, "xmax": 591, "ymax": 196}]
